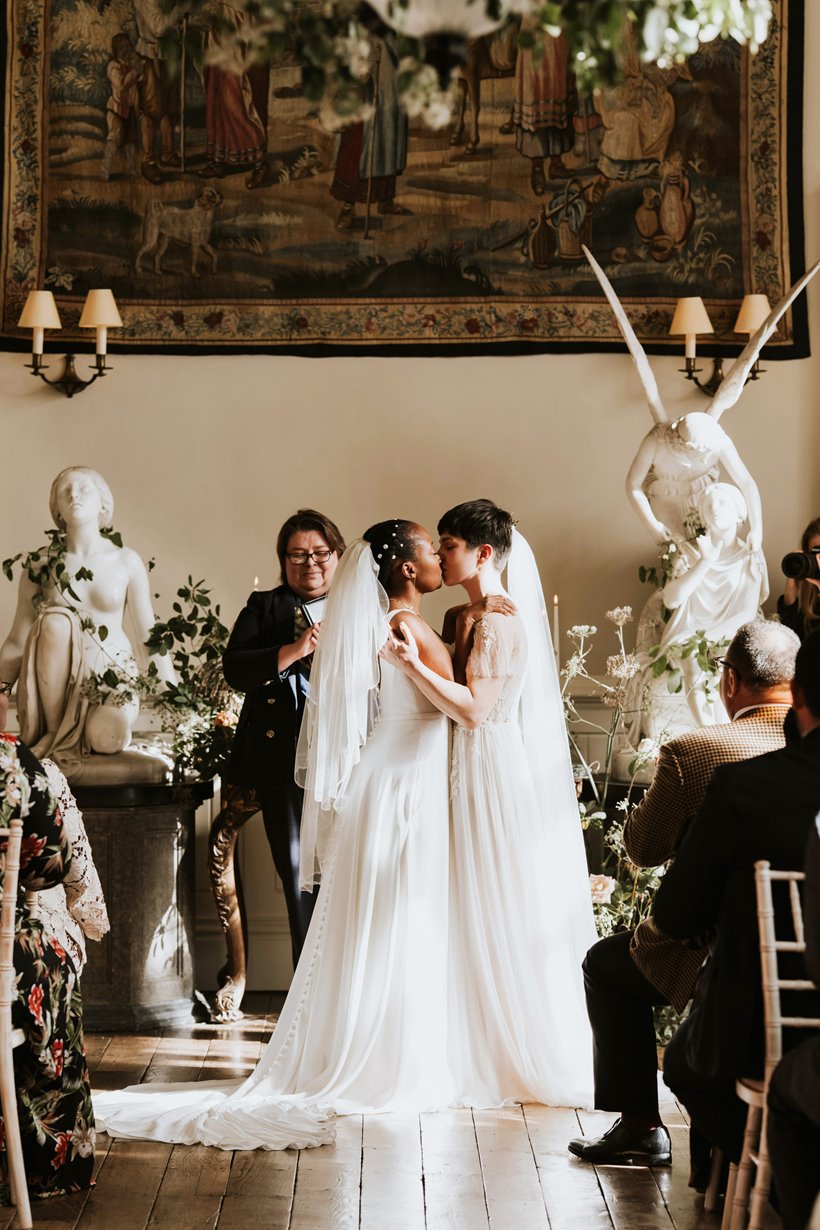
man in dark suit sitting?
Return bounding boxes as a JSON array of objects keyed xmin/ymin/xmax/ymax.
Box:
[
  {"xmin": 654, "ymin": 631, "xmax": 820, "ymax": 1165},
  {"xmin": 766, "ymin": 806, "xmax": 820, "ymax": 1229},
  {"xmin": 223, "ymin": 509, "xmax": 345, "ymax": 968},
  {"xmin": 568, "ymin": 620, "xmax": 798, "ymax": 1166}
]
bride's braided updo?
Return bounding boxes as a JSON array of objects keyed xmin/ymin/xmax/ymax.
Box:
[{"xmin": 363, "ymin": 520, "xmax": 422, "ymax": 596}]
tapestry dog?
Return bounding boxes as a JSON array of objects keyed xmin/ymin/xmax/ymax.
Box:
[{"xmin": 134, "ymin": 186, "xmax": 222, "ymax": 276}]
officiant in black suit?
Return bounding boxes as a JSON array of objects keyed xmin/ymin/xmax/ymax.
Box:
[
  {"xmin": 222, "ymin": 509, "xmax": 346, "ymax": 968},
  {"xmin": 654, "ymin": 631, "xmax": 820, "ymax": 1165}
]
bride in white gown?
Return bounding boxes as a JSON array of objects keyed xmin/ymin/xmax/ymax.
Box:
[
  {"xmin": 94, "ymin": 521, "xmax": 457, "ymax": 1149},
  {"xmin": 383, "ymin": 500, "xmax": 596, "ymax": 1110},
  {"xmin": 95, "ymin": 506, "xmax": 595, "ymax": 1150}
]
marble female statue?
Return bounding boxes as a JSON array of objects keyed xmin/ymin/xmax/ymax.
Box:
[
  {"xmin": 583, "ymin": 245, "xmax": 820, "ymax": 736},
  {"xmin": 658, "ymin": 482, "xmax": 768, "ymax": 725},
  {"xmin": 0, "ymin": 467, "xmax": 175, "ymax": 783},
  {"xmin": 626, "ymin": 410, "xmax": 762, "ymax": 551},
  {"xmin": 582, "ymin": 246, "xmax": 820, "ymax": 556}
]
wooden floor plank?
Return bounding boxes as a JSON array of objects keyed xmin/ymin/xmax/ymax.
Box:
[
  {"xmin": 74, "ymin": 1139, "xmax": 173, "ymax": 1229},
  {"xmin": 360, "ymin": 1113, "xmax": 425, "ymax": 1230},
  {"xmin": 217, "ymin": 1195, "xmax": 291, "ymax": 1229},
  {"xmin": 142, "ymin": 1031, "xmax": 213, "ymax": 1086},
  {"xmin": 90, "ymin": 1032, "xmax": 163, "ymax": 1092},
  {"xmin": 473, "ymin": 1106, "xmax": 550, "ymax": 1229},
  {"xmin": 198, "ymin": 1028, "xmax": 266, "ymax": 1085},
  {"xmin": 523, "ymin": 1104, "xmax": 612, "ymax": 1229},
  {"xmin": 576, "ymin": 1111, "xmax": 674, "ymax": 1230},
  {"xmin": 650, "ymin": 1125, "xmax": 722, "ymax": 1230},
  {"xmin": 148, "ymin": 1137, "xmax": 233, "ymax": 1230},
  {"xmin": 288, "ymin": 1114, "xmax": 361, "ymax": 1230},
  {"xmin": 650, "ymin": 1124, "xmax": 782, "ymax": 1230},
  {"xmin": 421, "ymin": 1108, "xmax": 489, "ymax": 1230},
  {"xmin": 220, "ymin": 1148, "xmax": 298, "ymax": 1227},
  {"xmin": 21, "ymin": 1012, "xmax": 757, "ymax": 1230},
  {"xmin": 82, "ymin": 1034, "xmax": 112, "ymax": 1074},
  {"xmin": 155, "ymin": 1143, "xmax": 232, "ymax": 1199}
]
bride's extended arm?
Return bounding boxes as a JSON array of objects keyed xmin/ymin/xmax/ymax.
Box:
[{"xmin": 382, "ymin": 622, "xmax": 504, "ymax": 729}]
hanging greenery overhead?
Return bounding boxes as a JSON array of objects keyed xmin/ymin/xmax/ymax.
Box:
[{"xmin": 191, "ymin": 0, "xmax": 774, "ymax": 125}]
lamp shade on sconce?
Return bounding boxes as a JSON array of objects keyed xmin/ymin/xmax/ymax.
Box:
[
  {"xmin": 669, "ymin": 296, "xmax": 714, "ymax": 359},
  {"xmin": 18, "ymin": 290, "xmax": 62, "ymax": 355},
  {"xmin": 18, "ymin": 290, "xmax": 62, "ymax": 328},
  {"xmin": 79, "ymin": 289, "xmax": 122, "ymax": 356},
  {"xmin": 734, "ymin": 293, "xmax": 771, "ymax": 334},
  {"xmin": 78, "ymin": 289, "xmax": 122, "ymax": 328}
]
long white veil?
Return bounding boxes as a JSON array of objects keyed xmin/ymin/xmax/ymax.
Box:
[
  {"xmin": 507, "ymin": 529, "xmax": 597, "ymax": 949},
  {"xmin": 295, "ymin": 540, "xmax": 389, "ymax": 889}
]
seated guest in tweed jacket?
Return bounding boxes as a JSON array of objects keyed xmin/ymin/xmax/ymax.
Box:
[
  {"xmin": 656, "ymin": 630, "xmax": 820, "ymax": 1167},
  {"xmin": 568, "ymin": 620, "xmax": 799, "ymax": 1168}
]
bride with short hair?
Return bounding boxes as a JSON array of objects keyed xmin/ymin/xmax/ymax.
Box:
[{"xmin": 384, "ymin": 499, "xmax": 595, "ymax": 1108}]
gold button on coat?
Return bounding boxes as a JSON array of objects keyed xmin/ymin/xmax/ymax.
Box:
[
  {"xmin": 266, "ymin": 730, "xmax": 275, "ymax": 739},
  {"xmin": 267, "ymin": 698, "xmax": 276, "ymax": 704}
]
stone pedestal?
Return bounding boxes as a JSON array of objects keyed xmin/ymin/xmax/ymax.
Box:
[{"xmin": 75, "ymin": 780, "xmax": 213, "ymax": 1031}]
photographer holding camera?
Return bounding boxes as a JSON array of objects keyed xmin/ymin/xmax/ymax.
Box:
[
  {"xmin": 779, "ymin": 516, "xmax": 820, "ymax": 641},
  {"xmin": 222, "ymin": 509, "xmax": 345, "ymax": 968}
]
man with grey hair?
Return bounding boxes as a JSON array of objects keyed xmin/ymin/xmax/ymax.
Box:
[{"xmin": 569, "ymin": 619, "xmax": 798, "ymax": 1171}]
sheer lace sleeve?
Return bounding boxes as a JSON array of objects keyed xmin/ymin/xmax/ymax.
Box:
[
  {"xmin": 42, "ymin": 760, "xmax": 109, "ymax": 943},
  {"xmin": 468, "ymin": 614, "xmax": 526, "ymax": 680}
]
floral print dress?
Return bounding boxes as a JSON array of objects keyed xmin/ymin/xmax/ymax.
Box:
[{"xmin": 0, "ymin": 733, "xmax": 95, "ymax": 1201}]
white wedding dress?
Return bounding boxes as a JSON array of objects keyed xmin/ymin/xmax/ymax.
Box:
[
  {"xmin": 93, "ymin": 657, "xmax": 452, "ymax": 1149},
  {"xmin": 95, "ymin": 536, "xmax": 596, "ymax": 1148},
  {"xmin": 448, "ymin": 613, "xmax": 595, "ymax": 1110}
]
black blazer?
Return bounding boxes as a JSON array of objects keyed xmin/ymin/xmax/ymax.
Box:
[
  {"xmin": 653, "ymin": 725, "xmax": 820, "ymax": 1080},
  {"xmin": 222, "ymin": 586, "xmax": 308, "ymax": 790}
]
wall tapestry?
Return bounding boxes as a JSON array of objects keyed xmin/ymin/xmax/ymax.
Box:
[{"xmin": 0, "ymin": 0, "xmax": 807, "ymax": 355}]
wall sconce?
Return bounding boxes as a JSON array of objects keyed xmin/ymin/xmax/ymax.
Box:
[
  {"xmin": 670, "ymin": 292, "xmax": 771, "ymax": 397},
  {"xmin": 18, "ymin": 288, "xmax": 122, "ymax": 397}
]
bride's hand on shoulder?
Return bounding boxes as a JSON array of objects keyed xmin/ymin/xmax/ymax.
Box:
[
  {"xmin": 457, "ymin": 594, "xmax": 517, "ymax": 630},
  {"xmin": 380, "ymin": 622, "xmax": 420, "ymax": 672}
]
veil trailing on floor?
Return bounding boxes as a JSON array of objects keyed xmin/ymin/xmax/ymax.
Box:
[
  {"xmin": 507, "ymin": 529, "xmax": 596, "ymax": 952},
  {"xmin": 295, "ymin": 539, "xmax": 389, "ymax": 889}
]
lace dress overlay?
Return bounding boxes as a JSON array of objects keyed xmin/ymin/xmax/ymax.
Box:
[
  {"xmin": 448, "ymin": 612, "xmax": 595, "ymax": 1109},
  {"xmin": 31, "ymin": 760, "xmax": 110, "ymax": 973}
]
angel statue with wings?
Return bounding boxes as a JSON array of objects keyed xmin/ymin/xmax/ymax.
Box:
[{"xmin": 584, "ymin": 246, "xmax": 820, "ymax": 739}]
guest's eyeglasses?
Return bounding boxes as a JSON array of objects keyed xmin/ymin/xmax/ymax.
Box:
[
  {"xmin": 286, "ymin": 549, "xmax": 334, "ymax": 566},
  {"xmin": 0, "ymin": 681, "xmax": 13, "ymax": 697},
  {"xmin": 717, "ymin": 658, "xmax": 741, "ymax": 681}
]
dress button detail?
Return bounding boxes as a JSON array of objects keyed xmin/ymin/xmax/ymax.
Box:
[{"xmin": 266, "ymin": 730, "xmax": 275, "ymax": 739}]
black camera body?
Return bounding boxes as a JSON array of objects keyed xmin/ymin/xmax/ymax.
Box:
[{"xmin": 781, "ymin": 551, "xmax": 820, "ymax": 581}]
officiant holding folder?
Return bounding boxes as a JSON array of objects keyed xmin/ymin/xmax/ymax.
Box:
[{"xmin": 222, "ymin": 510, "xmax": 346, "ymax": 967}]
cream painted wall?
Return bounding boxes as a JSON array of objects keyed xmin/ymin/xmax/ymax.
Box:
[{"xmin": 1, "ymin": 3, "xmax": 818, "ymax": 988}]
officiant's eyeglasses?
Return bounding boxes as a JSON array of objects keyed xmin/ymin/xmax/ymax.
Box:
[
  {"xmin": 0, "ymin": 681, "xmax": 13, "ymax": 696},
  {"xmin": 286, "ymin": 549, "xmax": 334, "ymax": 565}
]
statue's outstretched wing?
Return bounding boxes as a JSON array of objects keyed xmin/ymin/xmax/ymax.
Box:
[
  {"xmin": 708, "ymin": 258, "xmax": 820, "ymax": 420},
  {"xmin": 583, "ymin": 245, "xmax": 667, "ymax": 425}
]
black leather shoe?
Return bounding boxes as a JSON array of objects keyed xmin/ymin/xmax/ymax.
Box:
[{"xmin": 568, "ymin": 1118, "xmax": 672, "ymax": 1166}]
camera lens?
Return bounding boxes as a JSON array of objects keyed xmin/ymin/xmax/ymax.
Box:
[
  {"xmin": 782, "ymin": 551, "xmax": 820, "ymax": 580},
  {"xmin": 782, "ymin": 552, "xmax": 810, "ymax": 579}
]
